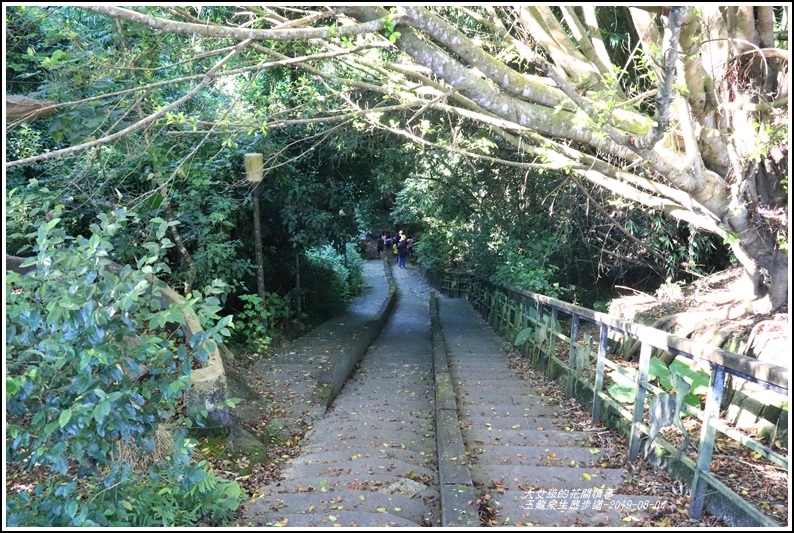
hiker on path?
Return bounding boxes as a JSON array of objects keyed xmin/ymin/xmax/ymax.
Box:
[
  {"xmin": 397, "ymin": 237, "xmax": 408, "ymax": 269},
  {"xmin": 385, "ymin": 234, "xmax": 393, "ymax": 262},
  {"xmin": 377, "ymin": 233, "xmax": 385, "ymax": 258}
]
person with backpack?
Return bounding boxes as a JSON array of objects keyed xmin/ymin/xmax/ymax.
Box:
[{"xmin": 385, "ymin": 234, "xmax": 393, "ymax": 262}]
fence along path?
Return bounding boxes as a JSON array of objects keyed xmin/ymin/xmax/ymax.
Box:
[
  {"xmin": 432, "ymin": 270, "xmax": 787, "ymax": 527},
  {"xmin": 437, "ymin": 295, "xmax": 661, "ymax": 526},
  {"xmin": 240, "ymin": 265, "xmax": 786, "ymax": 527}
]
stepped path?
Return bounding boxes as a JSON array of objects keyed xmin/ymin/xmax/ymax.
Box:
[
  {"xmin": 439, "ymin": 297, "xmax": 660, "ymax": 526},
  {"xmin": 239, "ymin": 261, "xmax": 661, "ymax": 527},
  {"xmin": 242, "ymin": 263, "xmax": 441, "ymax": 527}
]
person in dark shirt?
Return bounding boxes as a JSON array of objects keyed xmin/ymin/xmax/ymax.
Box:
[
  {"xmin": 397, "ymin": 237, "xmax": 408, "ymax": 269},
  {"xmin": 377, "ymin": 233, "xmax": 385, "ymax": 258}
]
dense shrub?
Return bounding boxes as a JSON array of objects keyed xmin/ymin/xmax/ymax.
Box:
[
  {"xmin": 491, "ymin": 247, "xmax": 567, "ymax": 299},
  {"xmin": 5, "ymin": 206, "xmax": 241, "ymax": 526},
  {"xmin": 301, "ymin": 244, "xmax": 363, "ymax": 320}
]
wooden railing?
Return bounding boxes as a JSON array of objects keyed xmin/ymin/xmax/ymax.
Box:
[{"xmin": 427, "ymin": 269, "xmax": 788, "ymax": 526}]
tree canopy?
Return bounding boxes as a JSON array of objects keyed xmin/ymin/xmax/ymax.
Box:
[{"xmin": 5, "ymin": 5, "xmax": 789, "ymax": 311}]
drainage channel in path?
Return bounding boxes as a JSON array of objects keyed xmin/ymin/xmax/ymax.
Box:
[
  {"xmin": 436, "ymin": 295, "xmax": 662, "ymax": 527},
  {"xmin": 242, "ymin": 265, "xmax": 441, "ymax": 527}
]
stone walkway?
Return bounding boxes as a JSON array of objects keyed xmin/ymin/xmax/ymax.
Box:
[
  {"xmin": 233, "ymin": 262, "xmax": 663, "ymax": 527},
  {"xmin": 242, "ymin": 263, "xmax": 441, "ymax": 526}
]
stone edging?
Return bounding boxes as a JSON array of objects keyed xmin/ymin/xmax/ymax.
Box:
[
  {"xmin": 430, "ymin": 292, "xmax": 480, "ymax": 526},
  {"xmin": 316, "ymin": 258, "xmax": 398, "ymax": 411}
]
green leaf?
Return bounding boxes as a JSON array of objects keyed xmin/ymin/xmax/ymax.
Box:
[
  {"xmin": 167, "ymin": 380, "xmax": 185, "ymax": 395},
  {"xmin": 217, "ymin": 314, "xmax": 233, "ymax": 329},
  {"xmin": 58, "ymin": 300, "xmax": 80, "ymax": 310},
  {"xmin": 669, "ymin": 358, "xmax": 710, "ymax": 395},
  {"xmin": 607, "ymin": 382, "xmax": 636, "ymax": 403},
  {"xmin": 6, "ymin": 377, "xmax": 20, "ymax": 397},
  {"xmin": 45, "ymin": 217, "xmax": 61, "ymax": 231},
  {"xmin": 649, "ymin": 357, "xmax": 669, "ymax": 381},
  {"xmin": 93, "ymin": 400, "xmax": 111, "ymax": 425},
  {"xmin": 44, "ymin": 420, "xmax": 60, "ymax": 436},
  {"xmin": 59, "ymin": 408, "xmax": 72, "ymax": 428},
  {"xmin": 513, "ymin": 327, "xmax": 534, "ymax": 347}
]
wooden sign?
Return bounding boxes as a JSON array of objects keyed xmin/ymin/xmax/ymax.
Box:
[{"xmin": 244, "ymin": 153, "xmax": 264, "ymax": 182}]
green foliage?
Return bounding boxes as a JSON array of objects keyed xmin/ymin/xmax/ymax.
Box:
[
  {"xmin": 343, "ymin": 242, "xmax": 365, "ymax": 297},
  {"xmin": 414, "ymin": 231, "xmax": 462, "ymax": 272},
  {"xmin": 6, "ymin": 434, "xmax": 240, "ymax": 527},
  {"xmin": 382, "ymin": 10, "xmax": 402, "ymax": 43},
  {"xmin": 512, "ymin": 309, "xmax": 541, "ymax": 347},
  {"xmin": 6, "ymin": 122, "xmax": 44, "ymax": 161},
  {"xmin": 5, "ymin": 209, "xmax": 240, "ymax": 526},
  {"xmin": 492, "ymin": 248, "xmax": 566, "ymax": 299},
  {"xmin": 232, "ymin": 292, "xmax": 293, "ymax": 351},
  {"xmin": 513, "ymin": 327, "xmax": 534, "ymax": 347},
  {"xmin": 301, "ymin": 244, "xmax": 363, "ymax": 319},
  {"xmin": 606, "ymin": 356, "xmax": 709, "ymax": 408}
]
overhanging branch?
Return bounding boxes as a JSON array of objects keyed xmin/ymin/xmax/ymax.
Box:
[{"xmin": 6, "ymin": 40, "xmax": 254, "ymax": 169}]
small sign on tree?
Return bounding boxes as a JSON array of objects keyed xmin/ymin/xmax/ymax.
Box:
[{"xmin": 244, "ymin": 153, "xmax": 264, "ymax": 182}]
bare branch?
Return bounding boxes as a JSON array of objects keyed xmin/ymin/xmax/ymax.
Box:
[{"xmin": 80, "ymin": 6, "xmax": 399, "ymax": 41}]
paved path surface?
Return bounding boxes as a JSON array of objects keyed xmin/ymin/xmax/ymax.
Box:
[
  {"xmin": 436, "ymin": 295, "xmax": 660, "ymax": 527},
  {"xmin": 230, "ymin": 259, "xmax": 393, "ymax": 444},
  {"xmin": 242, "ymin": 264, "xmax": 441, "ymax": 527},
  {"xmin": 235, "ymin": 262, "xmax": 661, "ymax": 527}
]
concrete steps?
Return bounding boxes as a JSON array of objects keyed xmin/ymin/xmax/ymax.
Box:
[
  {"xmin": 240, "ymin": 267, "xmax": 670, "ymax": 527},
  {"xmin": 241, "ymin": 265, "xmax": 440, "ymax": 527},
  {"xmin": 437, "ymin": 296, "xmax": 661, "ymax": 527}
]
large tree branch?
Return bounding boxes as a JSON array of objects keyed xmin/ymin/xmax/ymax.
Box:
[
  {"xmin": 399, "ymin": 6, "xmax": 563, "ymax": 108},
  {"xmin": 346, "ymin": 7, "xmax": 650, "ymax": 163},
  {"xmin": 581, "ymin": 7, "xmax": 621, "ymax": 82},
  {"xmin": 80, "ymin": 6, "xmax": 399, "ymax": 41},
  {"xmin": 5, "ymin": 42, "xmax": 384, "ymax": 136},
  {"xmin": 577, "ymin": 169, "xmax": 724, "ymax": 235},
  {"xmin": 518, "ymin": 6, "xmax": 599, "ymax": 84}
]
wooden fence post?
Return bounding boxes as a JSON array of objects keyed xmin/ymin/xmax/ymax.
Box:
[
  {"xmin": 690, "ymin": 365, "xmax": 726, "ymax": 518},
  {"xmin": 629, "ymin": 342, "xmax": 653, "ymax": 460},
  {"xmin": 566, "ymin": 315, "xmax": 581, "ymax": 396},
  {"xmin": 592, "ymin": 324, "xmax": 609, "ymax": 424}
]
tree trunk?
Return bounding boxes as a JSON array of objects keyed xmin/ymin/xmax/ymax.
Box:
[{"xmin": 294, "ymin": 248, "xmax": 302, "ymax": 316}]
